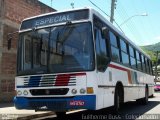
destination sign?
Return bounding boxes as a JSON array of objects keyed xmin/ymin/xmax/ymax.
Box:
[{"xmin": 20, "ymin": 9, "xmax": 89, "ymax": 30}]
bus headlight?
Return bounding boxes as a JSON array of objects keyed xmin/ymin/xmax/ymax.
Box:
[
  {"xmin": 17, "ymin": 90, "xmax": 22, "ymax": 95},
  {"xmin": 80, "ymin": 88, "xmax": 86, "ymax": 94},
  {"xmin": 23, "ymin": 90, "xmax": 28, "ymax": 95},
  {"xmin": 71, "ymin": 89, "xmax": 77, "ymax": 94}
]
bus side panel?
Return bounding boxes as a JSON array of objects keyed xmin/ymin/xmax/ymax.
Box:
[
  {"xmin": 137, "ymin": 72, "xmax": 145, "ymax": 99},
  {"xmin": 96, "ymin": 88, "xmax": 104, "ymax": 110},
  {"xmin": 86, "ymin": 72, "xmax": 103, "ymax": 110},
  {"xmin": 102, "ymin": 68, "xmax": 115, "ymax": 108},
  {"xmin": 138, "ymin": 72, "xmax": 154, "ymax": 99},
  {"xmin": 108, "ymin": 63, "xmax": 139, "ymax": 103}
]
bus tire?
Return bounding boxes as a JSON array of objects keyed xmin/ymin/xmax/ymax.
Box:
[
  {"xmin": 113, "ymin": 88, "xmax": 120, "ymax": 113},
  {"xmin": 113, "ymin": 85, "xmax": 123, "ymax": 113},
  {"xmin": 141, "ymin": 87, "xmax": 148, "ymax": 105},
  {"xmin": 137, "ymin": 86, "xmax": 148, "ymax": 105}
]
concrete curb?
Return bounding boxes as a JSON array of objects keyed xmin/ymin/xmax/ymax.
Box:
[{"xmin": 17, "ymin": 112, "xmax": 55, "ymax": 120}]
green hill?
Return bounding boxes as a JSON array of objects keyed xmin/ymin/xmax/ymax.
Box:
[
  {"xmin": 140, "ymin": 42, "xmax": 160, "ymax": 63},
  {"xmin": 140, "ymin": 42, "xmax": 160, "ymax": 76},
  {"xmin": 141, "ymin": 42, "xmax": 160, "ymax": 51}
]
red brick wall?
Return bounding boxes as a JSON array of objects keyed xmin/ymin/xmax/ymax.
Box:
[
  {"xmin": 1, "ymin": 79, "xmax": 15, "ymax": 93},
  {"xmin": 4, "ymin": 0, "xmax": 55, "ymax": 23},
  {"xmin": 0, "ymin": 0, "xmax": 55, "ymax": 102},
  {"xmin": 3, "ymin": 24, "xmax": 18, "ymax": 49},
  {"xmin": 1, "ymin": 52, "xmax": 17, "ymax": 75}
]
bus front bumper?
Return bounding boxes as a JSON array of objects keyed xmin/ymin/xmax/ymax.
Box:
[{"xmin": 14, "ymin": 95, "xmax": 96, "ymax": 111}]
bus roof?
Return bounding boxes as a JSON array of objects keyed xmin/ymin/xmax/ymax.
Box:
[
  {"xmin": 21, "ymin": 7, "xmax": 150, "ymax": 59},
  {"xmin": 22, "ymin": 7, "xmax": 90, "ymax": 21}
]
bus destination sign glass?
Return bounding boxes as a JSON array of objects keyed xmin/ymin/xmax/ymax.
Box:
[{"xmin": 20, "ymin": 9, "xmax": 89, "ymax": 30}]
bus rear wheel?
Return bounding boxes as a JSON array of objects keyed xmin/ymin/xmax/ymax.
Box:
[
  {"xmin": 137, "ymin": 87, "xmax": 148, "ymax": 105},
  {"xmin": 141, "ymin": 87, "xmax": 148, "ymax": 105}
]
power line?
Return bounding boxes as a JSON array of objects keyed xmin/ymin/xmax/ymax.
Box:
[
  {"xmin": 88, "ymin": 0, "xmax": 110, "ymax": 18},
  {"xmin": 115, "ymin": 1, "xmax": 144, "ymax": 45},
  {"xmin": 114, "ymin": 20, "xmax": 125, "ymax": 34},
  {"xmin": 88, "ymin": 0, "xmax": 124, "ymax": 33}
]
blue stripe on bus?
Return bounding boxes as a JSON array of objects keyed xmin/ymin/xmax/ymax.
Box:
[
  {"xmin": 14, "ymin": 95, "xmax": 96, "ymax": 110},
  {"xmin": 28, "ymin": 76, "xmax": 42, "ymax": 87}
]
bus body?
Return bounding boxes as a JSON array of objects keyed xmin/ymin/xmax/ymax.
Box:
[{"xmin": 14, "ymin": 7, "xmax": 154, "ymax": 112}]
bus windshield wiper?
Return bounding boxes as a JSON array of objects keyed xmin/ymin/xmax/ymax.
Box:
[
  {"xmin": 55, "ymin": 21, "xmax": 74, "ymax": 54},
  {"xmin": 57, "ymin": 21, "xmax": 73, "ymax": 43}
]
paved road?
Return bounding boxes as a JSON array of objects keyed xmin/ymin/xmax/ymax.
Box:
[{"xmin": 36, "ymin": 92, "xmax": 160, "ymax": 120}]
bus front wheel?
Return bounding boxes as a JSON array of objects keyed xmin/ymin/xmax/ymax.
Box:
[
  {"xmin": 113, "ymin": 86, "xmax": 123, "ymax": 113},
  {"xmin": 113, "ymin": 88, "xmax": 120, "ymax": 113}
]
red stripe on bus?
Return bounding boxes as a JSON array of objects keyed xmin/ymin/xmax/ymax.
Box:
[
  {"xmin": 70, "ymin": 73, "xmax": 86, "ymax": 76},
  {"xmin": 55, "ymin": 74, "xmax": 70, "ymax": 86},
  {"xmin": 108, "ymin": 64, "xmax": 128, "ymax": 71},
  {"xmin": 108, "ymin": 64, "xmax": 132, "ymax": 84},
  {"xmin": 54, "ymin": 73, "xmax": 86, "ymax": 86}
]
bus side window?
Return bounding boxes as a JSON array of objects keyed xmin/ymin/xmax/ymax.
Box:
[
  {"xmin": 147, "ymin": 59, "xmax": 150, "ymax": 74},
  {"xmin": 120, "ymin": 39, "xmax": 129, "ymax": 66},
  {"xmin": 129, "ymin": 45, "xmax": 136, "ymax": 69},
  {"xmin": 109, "ymin": 31, "xmax": 120, "ymax": 63},
  {"xmin": 95, "ymin": 27, "xmax": 109, "ymax": 71},
  {"xmin": 141, "ymin": 55, "xmax": 146, "ymax": 72}
]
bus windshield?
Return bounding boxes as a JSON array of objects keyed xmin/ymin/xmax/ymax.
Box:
[{"xmin": 18, "ymin": 22, "xmax": 94, "ymax": 75}]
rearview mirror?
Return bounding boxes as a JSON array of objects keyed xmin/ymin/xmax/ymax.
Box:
[{"xmin": 101, "ymin": 27, "xmax": 108, "ymax": 39}]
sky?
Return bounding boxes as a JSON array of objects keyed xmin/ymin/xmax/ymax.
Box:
[{"xmin": 39, "ymin": 0, "xmax": 160, "ymax": 46}]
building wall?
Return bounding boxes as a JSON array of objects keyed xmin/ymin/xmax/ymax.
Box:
[{"xmin": 0, "ymin": 0, "xmax": 55, "ymax": 102}]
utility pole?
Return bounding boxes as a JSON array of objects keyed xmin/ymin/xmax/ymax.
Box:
[
  {"xmin": 110, "ymin": 0, "xmax": 117, "ymax": 23},
  {"xmin": 51, "ymin": 0, "xmax": 53, "ymax": 7}
]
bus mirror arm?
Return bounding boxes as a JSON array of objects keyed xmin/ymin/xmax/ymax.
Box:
[{"xmin": 101, "ymin": 27, "xmax": 108, "ymax": 39}]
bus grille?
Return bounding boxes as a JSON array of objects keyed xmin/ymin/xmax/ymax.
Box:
[
  {"xmin": 30, "ymin": 88, "xmax": 69, "ymax": 96},
  {"xmin": 23, "ymin": 74, "xmax": 76, "ymax": 87},
  {"xmin": 29, "ymin": 101, "xmax": 67, "ymax": 111}
]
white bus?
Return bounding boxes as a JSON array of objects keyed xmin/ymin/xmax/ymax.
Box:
[{"xmin": 14, "ymin": 7, "xmax": 154, "ymax": 116}]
